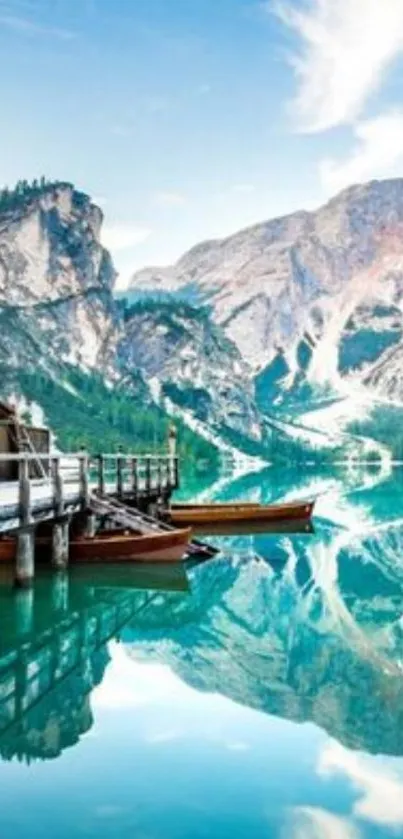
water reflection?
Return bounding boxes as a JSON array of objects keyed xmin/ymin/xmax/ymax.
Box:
[
  {"xmin": 123, "ymin": 549, "xmax": 403, "ymax": 756},
  {"xmin": 0, "ymin": 466, "xmax": 402, "ymax": 837},
  {"xmin": 0, "ymin": 565, "xmax": 189, "ymax": 762}
]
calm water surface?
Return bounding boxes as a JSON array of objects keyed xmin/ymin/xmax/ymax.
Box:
[{"xmin": 1, "ymin": 464, "xmax": 403, "ymax": 838}]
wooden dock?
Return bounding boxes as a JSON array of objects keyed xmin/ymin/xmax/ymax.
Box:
[{"xmin": 0, "ymin": 451, "xmax": 183, "ymax": 587}]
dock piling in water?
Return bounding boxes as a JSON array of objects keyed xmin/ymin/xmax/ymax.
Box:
[
  {"xmin": 15, "ymin": 458, "xmax": 35, "ymax": 587},
  {"xmin": 51, "ymin": 521, "xmax": 69, "ymax": 569},
  {"xmin": 15, "ymin": 529, "xmax": 35, "ymax": 588},
  {"xmin": 0, "ymin": 449, "xmax": 182, "ymax": 588},
  {"xmin": 51, "ymin": 457, "xmax": 69, "ymax": 569}
]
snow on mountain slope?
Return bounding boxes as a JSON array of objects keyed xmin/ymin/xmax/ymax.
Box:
[
  {"xmin": 130, "ymin": 179, "xmax": 403, "ymax": 405},
  {"xmin": 118, "ymin": 298, "xmax": 266, "ymax": 449}
]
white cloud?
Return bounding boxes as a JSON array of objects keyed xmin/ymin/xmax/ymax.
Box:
[
  {"xmin": 286, "ymin": 806, "xmax": 360, "ymax": 839},
  {"xmin": 153, "ymin": 191, "xmax": 186, "ymax": 207},
  {"xmin": 320, "ymin": 110, "xmax": 403, "ymax": 193},
  {"xmin": 319, "ymin": 740, "xmax": 403, "ymax": 828},
  {"xmin": 101, "ymin": 223, "xmax": 151, "ymax": 252},
  {"xmin": 273, "ymin": 0, "xmax": 403, "ymax": 132}
]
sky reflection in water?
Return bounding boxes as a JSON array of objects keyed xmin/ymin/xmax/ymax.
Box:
[{"xmin": 0, "ymin": 464, "xmax": 403, "ymax": 838}]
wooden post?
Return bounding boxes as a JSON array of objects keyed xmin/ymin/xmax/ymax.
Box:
[
  {"xmin": 51, "ymin": 522, "xmax": 69, "ymax": 570},
  {"xmin": 157, "ymin": 458, "xmax": 162, "ymax": 496},
  {"xmin": 97, "ymin": 454, "xmax": 105, "ymax": 496},
  {"xmin": 131, "ymin": 457, "xmax": 138, "ymax": 503},
  {"xmin": 166, "ymin": 457, "xmax": 171, "ymax": 489},
  {"xmin": 79, "ymin": 448, "xmax": 89, "ymax": 509},
  {"xmin": 78, "ymin": 448, "xmax": 95, "ymax": 537},
  {"xmin": 15, "ymin": 531, "xmax": 34, "ymax": 588},
  {"xmin": 117, "ymin": 450, "xmax": 124, "ymax": 498},
  {"xmin": 15, "ymin": 457, "xmax": 34, "ymax": 588},
  {"xmin": 52, "ymin": 457, "xmax": 64, "ymax": 517},
  {"xmin": 145, "ymin": 457, "xmax": 152, "ymax": 496},
  {"xmin": 168, "ymin": 424, "xmax": 178, "ymax": 489},
  {"xmin": 51, "ymin": 456, "xmax": 69, "ymax": 569},
  {"xmin": 19, "ymin": 457, "xmax": 31, "ymax": 528}
]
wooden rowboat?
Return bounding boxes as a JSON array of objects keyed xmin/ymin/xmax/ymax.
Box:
[
  {"xmin": 0, "ymin": 527, "xmax": 192, "ymax": 564},
  {"xmin": 172, "ymin": 502, "xmax": 259, "ymax": 510},
  {"xmin": 170, "ymin": 500, "xmax": 315, "ymax": 526}
]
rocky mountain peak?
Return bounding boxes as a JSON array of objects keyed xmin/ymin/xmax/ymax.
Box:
[
  {"xmin": 3, "ymin": 174, "xmax": 403, "ymax": 463},
  {"xmin": 127, "ymin": 177, "xmax": 403, "ymax": 459},
  {"xmin": 0, "ymin": 179, "xmax": 114, "ymax": 308}
]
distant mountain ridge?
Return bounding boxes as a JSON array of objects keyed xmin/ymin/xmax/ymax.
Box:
[
  {"xmin": 2, "ymin": 176, "xmax": 403, "ymax": 463},
  {"xmin": 130, "ymin": 179, "xmax": 403, "ymax": 459}
]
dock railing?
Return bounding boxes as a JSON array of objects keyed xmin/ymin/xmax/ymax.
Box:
[
  {"xmin": 0, "ymin": 451, "xmax": 179, "ymax": 531},
  {"xmin": 0, "ymin": 451, "xmax": 180, "ymax": 588}
]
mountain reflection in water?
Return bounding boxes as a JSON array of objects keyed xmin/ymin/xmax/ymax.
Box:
[{"xmin": 0, "ymin": 465, "xmax": 403, "ymax": 838}]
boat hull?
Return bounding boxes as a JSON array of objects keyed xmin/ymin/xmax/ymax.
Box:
[
  {"xmin": 170, "ymin": 500, "xmax": 315, "ymax": 526},
  {"xmin": 0, "ymin": 527, "xmax": 192, "ymax": 564}
]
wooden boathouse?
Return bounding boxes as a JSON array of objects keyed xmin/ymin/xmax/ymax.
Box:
[{"xmin": 0, "ymin": 403, "xmax": 183, "ymax": 587}]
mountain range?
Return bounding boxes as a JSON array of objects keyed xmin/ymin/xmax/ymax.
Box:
[{"xmin": 2, "ymin": 177, "xmax": 403, "ymax": 464}]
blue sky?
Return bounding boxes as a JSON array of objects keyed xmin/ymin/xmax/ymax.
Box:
[{"xmin": 2, "ymin": 0, "xmax": 403, "ymax": 287}]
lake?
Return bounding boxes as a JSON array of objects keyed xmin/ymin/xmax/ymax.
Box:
[{"xmin": 0, "ymin": 463, "xmax": 403, "ymax": 838}]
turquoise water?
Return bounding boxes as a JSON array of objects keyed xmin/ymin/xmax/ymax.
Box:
[{"xmin": 1, "ymin": 464, "xmax": 403, "ymax": 838}]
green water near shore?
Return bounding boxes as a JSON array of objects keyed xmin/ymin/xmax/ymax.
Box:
[{"xmin": 0, "ymin": 464, "xmax": 403, "ymax": 838}]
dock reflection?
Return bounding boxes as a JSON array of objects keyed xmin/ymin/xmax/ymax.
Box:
[
  {"xmin": 1, "ymin": 464, "xmax": 403, "ymax": 766},
  {"xmin": 0, "ymin": 563, "xmax": 190, "ymax": 761}
]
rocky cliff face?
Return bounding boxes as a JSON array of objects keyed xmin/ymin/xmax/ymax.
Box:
[
  {"xmin": 130, "ymin": 179, "xmax": 403, "ymax": 379},
  {"xmin": 6, "ymin": 176, "xmax": 403, "ymax": 461},
  {"xmin": 130, "ymin": 179, "xmax": 403, "ymax": 458},
  {"xmin": 0, "ymin": 182, "xmax": 118, "ymax": 375},
  {"xmin": 118, "ymin": 299, "xmax": 263, "ymax": 446},
  {"xmin": 0, "ymin": 181, "xmax": 260, "ymax": 459}
]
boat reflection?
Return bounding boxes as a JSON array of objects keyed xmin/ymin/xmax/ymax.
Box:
[{"xmin": 1, "ymin": 462, "xmax": 403, "ymax": 765}]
